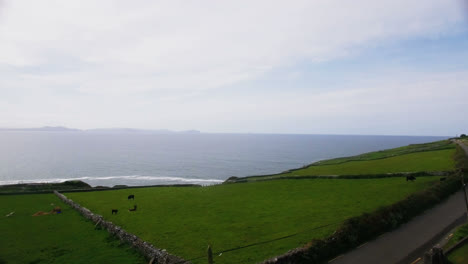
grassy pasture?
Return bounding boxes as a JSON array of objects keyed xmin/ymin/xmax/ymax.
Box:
[
  {"xmin": 313, "ymin": 140, "xmax": 454, "ymax": 166},
  {"xmin": 68, "ymin": 177, "xmax": 439, "ymax": 264},
  {"xmin": 233, "ymin": 141, "xmax": 456, "ymax": 182},
  {"xmin": 278, "ymin": 149, "xmax": 455, "ymax": 177},
  {"xmin": 0, "ymin": 194, "xmax": 145, "ymax": 264}
]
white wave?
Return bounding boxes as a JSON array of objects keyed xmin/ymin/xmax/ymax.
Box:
[{"xmin": 0, "ymin": 175, "xmax": 224, "ymax": 186}]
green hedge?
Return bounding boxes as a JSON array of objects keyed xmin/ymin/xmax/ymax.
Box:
[{"xmin": 264, "ymin": 174, "xmax": 466, "ymax": 264}]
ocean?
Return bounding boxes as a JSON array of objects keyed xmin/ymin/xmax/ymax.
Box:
[{"xmin": 0, "ymin": 132, "xmax": 448, "ymax": 187}]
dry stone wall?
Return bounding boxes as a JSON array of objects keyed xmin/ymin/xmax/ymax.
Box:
[{"xmin": 54, "ymin": 191, "xmax": 189, "ymax": 264}]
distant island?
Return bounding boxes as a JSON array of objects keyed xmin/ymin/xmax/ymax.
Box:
[
  {"xmin": 0, "ymin": 126, "xmax": 81, "ymax": 132},
  {"xmin": 0, "ymin": 126, "xmax": 201, "ymax": 134},
  {"xmin": 86, "ymin": 128, "xmax": 201, "ymax": 134}
]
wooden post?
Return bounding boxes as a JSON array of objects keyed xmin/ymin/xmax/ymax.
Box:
[
  {"xmin": 94, "ymin": 218, "xmax": 102, "ymax": 229},
  {"xmin": 207, "ymin": 245, "xmax": 213, "ymax": 264}
]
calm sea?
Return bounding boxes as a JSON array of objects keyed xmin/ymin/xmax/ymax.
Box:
[{"xmin": 0, "ymin": 132, "xmax": 447, "ymax": 187}]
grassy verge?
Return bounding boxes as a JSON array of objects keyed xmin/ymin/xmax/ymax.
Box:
[
  {"xmin": 447, "ymin": 243, "xmax": 468, "ymax": 264},
  {"xmin": 445, "ymin": 223, "xmax": 468, "ymax": 249},
  {"xmin": 0, "ymin": 194, "xmax": 146, "ymax": 264},
  {"xmin": 460, "ymin": 138, "xmax": 468, "ymax": 146},
  {"xmin": 68, "ymin": 177, "xmax": 439, "ymax": 264},
  {"xmin": 446, "ymin": 223, "xmax": 468, "ymax": 264}
]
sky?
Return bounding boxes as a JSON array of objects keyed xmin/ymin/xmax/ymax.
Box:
[{"xmin": 0, "ymin": 0, "xmax": 467, "ymax": 136}]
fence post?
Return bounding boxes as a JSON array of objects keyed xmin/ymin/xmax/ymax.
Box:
[{"xmin": 207, "ymin": 245, "xmax": 213, "ymax": 264}]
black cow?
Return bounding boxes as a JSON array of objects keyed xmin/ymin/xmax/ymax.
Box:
[
  {"xmin": 406, "ymin": 176, "xmax": 416, "ymax": 181},
  {"xmin": 128, "ymin": 194, "xmax": 135, "ymax": 200},
  {"xmin": 111, "ymin": 209, "xmax": 118, "ymax": 214},
  {"xmin": 129, "ymin": 205, "xmax": 137, "ymax": 212}
]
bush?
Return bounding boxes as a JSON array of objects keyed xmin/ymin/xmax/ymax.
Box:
[{"xmin": 265, "ymin": 175, "xmax": 465, "ymax": 264}]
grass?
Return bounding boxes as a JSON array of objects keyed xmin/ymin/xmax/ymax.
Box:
[
  {"xmin": 231, "ymin": 140, "xmax": 456, "ymax": 182},
  {"xmin": 445, "ymin": 223, "xmax": 468, "ymax": 264},
  {"xmin": 232, "ymin": 141, "xmax": 456, "ymax": 182},
  {"xmin": 0, "ymin": 180, "xmax": 94, "ymax": 194},
  {"xmin": 447, "ymin": 243, "xmax": 468, "ymax": 264},
  {"xmin": 445, "ymin": 223, "xmax": 468, "ymax": 248},
  {"xmin": 278, "ymin": 149, "xmax": 456, "ymax": 177},
  {"xmin": 460, "ymin": 138, "xmax": 468, "ymax": 147},
  {"xmin": 312, "ymin": 140, "xmax": 454, "ymax": 166},
  {"xmin": 0, "ymin": 194, "xmax": 146, "ymax": 264},
  {"xmin": 68, "ymin": 177, "xmax": 439, "ymax": 264}
]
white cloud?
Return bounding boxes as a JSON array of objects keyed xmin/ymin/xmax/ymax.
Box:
[
  {"xmin": 0, "ymin": 0, "xmax": 466, "ymax": 134},
  {"xmin": 0, "ymin": 1, "xmax": 464, "ymax": 89}
]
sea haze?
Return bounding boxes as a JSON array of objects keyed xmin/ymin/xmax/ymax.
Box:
[{"xmin": 0, "ymin": 132, "xmax": 448, "ymax": 187}]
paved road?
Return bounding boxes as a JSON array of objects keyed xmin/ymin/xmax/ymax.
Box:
[
  {"xmin": 455, "ymin": 139, "xmax": 468, "ymax": 155},
  {"xmin": 330, "ymin": 191, "xmax": 467, "ymax": 264},
  {"xmin": 331, "ymin": 140, "xmax": 468, "ymax": 264}
]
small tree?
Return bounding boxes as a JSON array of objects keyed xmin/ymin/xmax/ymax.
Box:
[{"xmin": 461, "ymin": 134, "xmax": 467, "ymax": 138}]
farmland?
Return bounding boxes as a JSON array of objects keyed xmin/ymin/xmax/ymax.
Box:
[
  {"xmin": 68, "ymin": 177, "xmax": 439, "ymax": 264},
  {"xmin": 278, "ymin": 149, "xmax": 455, "ymax": 176},
  {"xmin": 0, "ymin": 194, "xmax": 146, "ymax": 264},
  {"xmin": 0, "ymin": 139, "xmax": 461, "ymax": 264},
  {"xmin": 234, "ymin": 140, "xmax": 456, "ymax": 182}
]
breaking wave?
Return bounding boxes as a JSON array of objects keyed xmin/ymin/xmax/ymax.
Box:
[{"xmin": 0, "ymin": 175, "xmax": 224, "ymax": 186}]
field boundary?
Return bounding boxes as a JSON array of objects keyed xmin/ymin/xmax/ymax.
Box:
[
  {"xmin": 53, "ymin": 190, "xmax": 190, "ymax": 264},
  {"xmin": 226, "ymin": 171, "xmax": 453, "ymax": 183},
  {"xmin": 445, "ymin": 234, "xmax": 468, "ymax": 255},
  {"xmin": 0, "ymin": 184, "xmax": 200, "ymax": 196},
  {"xmin": 227, "ymin": 141, "xmax": 455, "ymax": 183},
  {"xmin": 261, "ymin": 174, "xmax": 465, "ymax": 264}
]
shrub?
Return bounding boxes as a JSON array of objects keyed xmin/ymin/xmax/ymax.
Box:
[{"xmin": 265, "ymin": 174, "xmax": 465, "ymax": 264}]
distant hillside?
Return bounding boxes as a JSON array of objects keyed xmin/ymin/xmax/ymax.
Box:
[
  {"xmin": 0, "ymin": 127, "xmax": 201, "ymax": 134},
  {"xmin": 0, "ymin": 126, "xmax": 81, "ymax": 132},
  {"xmin": 85, "ymin": 128, "xmax": 201, "ymax": 134}
]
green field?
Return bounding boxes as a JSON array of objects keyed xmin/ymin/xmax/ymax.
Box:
[
  {"xmin": 279, "ymin": 149, "xmax": 455, "ymax": 176},
  {"xmin": 233, "ymin": 141, "xmax": 456, "ymax": 182},
  {"xmin": 0, "ymin": 194, "xmax": 146, "ymax": 264},
  {"xmin": 68, "ymin": 177, "xmax": 439, "ymax": 264},
  {"xmin": 313, "ymin": 140, "xmax": 454, "ymax": 166}
]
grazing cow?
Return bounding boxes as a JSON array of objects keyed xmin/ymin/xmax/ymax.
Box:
[
  {"xmin": 440, "ymin": 177, "xmax": 446, "ymax": 181},
  {"xmin": 128, "ymin": 194, "xmax": 135, "ymax": 200},
  {"xmin": 111, "ymin": 209, "xmax": 118, "ymax": 214},
  {"xmin": 406, "ymin": 176, "xmax": 416, "ymax": 181},
  {"xmin": 129, "ymin": 205, "xmax": 137, "ymax": 212}
]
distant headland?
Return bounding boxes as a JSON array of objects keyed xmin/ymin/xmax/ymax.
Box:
[{"xmin": 0, "ymin": 126, "xmax": 201, "ymax": 134}]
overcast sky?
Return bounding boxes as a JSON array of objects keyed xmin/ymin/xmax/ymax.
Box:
[{"xmin": 0, "ymin": 0, "xmax": 467, "ymax": 136}]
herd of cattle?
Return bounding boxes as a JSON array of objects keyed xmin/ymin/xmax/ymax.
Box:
[
  {"xmin": 111, "ymin": 194, "xmax": 136, "ymax": 215},
  {"xmin": 110, "ymin": 176, "xmax": 448, "ymax": 214}
]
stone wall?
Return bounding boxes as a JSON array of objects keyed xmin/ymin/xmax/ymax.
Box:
[
  {"xmin": 260, "ymin": 175, "xmax": 464, "ymax": 264},
  {"xmin": 54, "ymin": 191, "xmax": 190, "ymax": 264}
]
